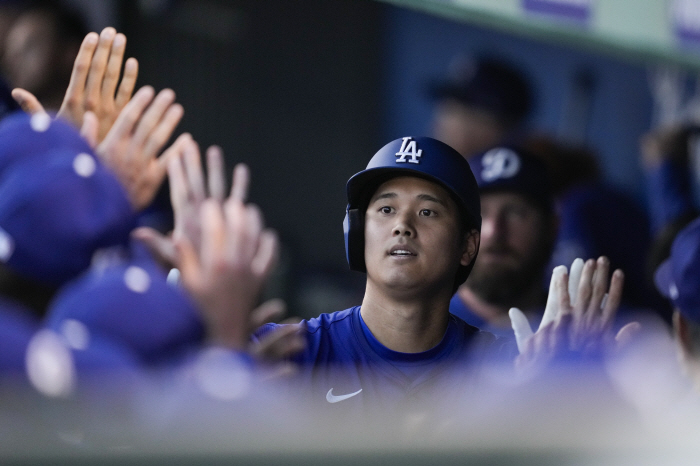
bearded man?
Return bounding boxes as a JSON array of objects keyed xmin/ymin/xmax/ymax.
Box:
[{"xmin": 450, "ymin": 146, "xmax": 557, "ymax": 337}]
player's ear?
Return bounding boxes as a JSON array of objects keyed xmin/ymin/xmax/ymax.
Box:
[{"xmin": 460, "ymin": 229, "xmax": 479, "ymax": 267}]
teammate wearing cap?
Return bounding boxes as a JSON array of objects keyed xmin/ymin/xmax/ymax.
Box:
[
  {"xmin": 450, "ymin": 146, "xmax": 557, "ymax": 337},
  {"xmin": 655, "ymin": 217, "xmax": 700, "ymax": 391},
  {"xmin": 429, "ymin": 55, "xmax": 533, "ymax": 159}
]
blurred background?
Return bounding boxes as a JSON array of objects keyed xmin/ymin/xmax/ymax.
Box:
[{"xmin": 4, "ymin": 0, "xmax": 700, "ymax": 318}]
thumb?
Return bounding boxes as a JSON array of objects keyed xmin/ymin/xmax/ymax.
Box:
[
  {"xmin": 568, "ymin": 258, "xmax": 584, "ymax": 307},
  {"xmin": 131, "ymin": 226, "xmax": 177, "ymax": 267},
  {"xmin": 509, "ymin": 307, "xmax": 534, "ymax": 354},
  {"xmin": 539, "ymin": 265, "xmax": 568, "ymax": 331},
  {"xmin": 11, "ymin": 88, "xmax": 45, "ymax": 115},
  {"xmin": 615, "ymin": 321, "xmax": 642, "ymax": 349}
]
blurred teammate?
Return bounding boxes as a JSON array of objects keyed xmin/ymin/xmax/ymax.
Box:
[
  {"xmin": 430, "ymin": 55, "xmax": 533, "ymax": 159},
  {"xmin": 450, "ymin": 146, "xmax": 557, "ymax": 336},
  {"xmin": 655, "ymin": 217, "xmax": 700, "ymax": 391},
  {"xmin": 2, "ymin": 1, "xmax": 88, "ymax": 111}
]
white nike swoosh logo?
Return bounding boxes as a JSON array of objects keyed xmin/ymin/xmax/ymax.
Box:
[{"xmin": 326, "ymin": 388, "xmax": 362, "ymax": 403}]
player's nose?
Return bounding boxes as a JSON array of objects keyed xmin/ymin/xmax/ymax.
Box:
[
  {"xmin": 480, "ymin": 212, "xmax": 507, "ymax": 243},
  {"xmin": 392, "ymin": 211, "xmax": 415, "ymax": 237}
]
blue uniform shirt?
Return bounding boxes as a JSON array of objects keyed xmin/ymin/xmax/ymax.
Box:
[
  {"xmin": 448, "ymin": 293, "xmax": 523, "ymax": 339},
  {"xmin": 257, "ymin": 306, "xmax": 509, "ymax": 412}
]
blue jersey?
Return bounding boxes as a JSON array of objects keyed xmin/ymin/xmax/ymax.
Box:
[
  {"xmin": 258, "ymin": 306, "xmax": 508, "ymax": 412},
  {"xmin": 450, "ymin": 293, "xmax": 544, "ymax": 340}
]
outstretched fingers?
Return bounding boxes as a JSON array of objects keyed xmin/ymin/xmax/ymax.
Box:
[
  {"xmin": 101, "ymin": 32, "xmax": 127, "ymax": 104},
  {"xmin": 573, "ymin": 258, "xmax": 595, "ymax": 322},
  {"xmin": 114, "ymin": 58, "xmax": 139, "ymax": 110},
  {"xmin": 252, "ymin": 229, "xmax": 279, "ymax": 279},
  {"xmin": 104, "ymin": 85, "xmax": 155, "ymax": 148},
  {"xmin": 601, "ymin": 268, "xmax": 624, "ymax": 327},
  {"xmin": 131, "ymin": 88, "xmax": 176, "ymax": 150},
  {"xmin": 206, "ymin": 146, "xmax": 226, "ymax": 202},
  {"xmin": 248, "ymin": 299, "xmax": 286, "ymax": 331},
  {"xmin": 584, "ymin": 257, "xmax": 610, "ymax": 330},
  {"xmin": 250, "ymin": 323, "xmax": 306, "ymax": 362},
  {"xmin": 556, "ymin": 268, "xmax": 572, "ymax": 317},
  {"xmin": 144, "ymin": 103, "xmax": 184, "ymax": 161},
  {"xmin": 230, "ymin": 163, "xmax": 250, "ymax": 203},
  {"xmin": 59, "ymin": 32, "xmax": 99, "ymax": 123},
  {"xmin": 568, "ymin": 258, "xmax": 584, "ymax": 307},
  {"xmin": 539, "ymin": 265, "xmax": 567, "ymax": 331},
  {"xmin": 85, "ymin": 28, "xmax": 117, "ymax": 112},
  {"xmin": 224, "ymin": 200, "xmax": 260, "ymax": 263},
  {"xmin": 166, "ymin": 135, "xmax": 195, "ymax": 209},
  {"xmin": 174, "ymin": 234, "xmax": 201, "ymax": 292},
  {"xmin": 203, "ymin": 198, "xmax": 229, "ymax": 267},
  {"xmin": 509, "ymin": 307, "xmax": 534, "ymax": 354},
  {"xmin": 182, "ymin": 140, "xmax": 205, "ymax": 202}
]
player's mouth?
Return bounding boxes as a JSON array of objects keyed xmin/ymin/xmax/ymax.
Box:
[{"xmin": 388, "ymin": 245, "xmax": 417, "ymax": 257}]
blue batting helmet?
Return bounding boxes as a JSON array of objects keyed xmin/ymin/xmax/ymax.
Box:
[{"xmin": 344, "ymin": 136, "xmax": 481, "ymax": 288}]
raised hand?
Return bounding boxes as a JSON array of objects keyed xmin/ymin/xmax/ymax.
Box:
[
  {"xmin": 174, "ymin": 164, "xmax": 280, "ymax": 350},
  {"xmin": 510, "ymin": 259, "xmax": 582, "ymax": 353},
  {"xmin": 565, "ymin": 257, "xmax": 623, "ymax": 351},
  {"xmin": 512, "ymin": 256, "xmax": 627, "ymax": 368},
  {"xmin": 12, "ymin": 27, "xmax": 139, "ymax": 145},
  {"xmin": 248, "ymin": 299, "xmax": 306, "ymax": 363},
  {"xmin": 132, "ymin": 142, "xmax": 228, "ymax": 267},
  {"xmin": 169, "ymin": 142, "xmax": 230, "ymax": 254},
  {"xmin": 96, "ymin": 85, "xmax": 186, "ymax": 211}
]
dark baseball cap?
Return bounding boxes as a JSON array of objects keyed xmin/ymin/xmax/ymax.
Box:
[
  {"xmin": 429, "ymin": 55, "xmax": 533, "ymax": 125},
  {"xmin": 469, "ymin": 145, "xmax": 554, "ymax": 213}
]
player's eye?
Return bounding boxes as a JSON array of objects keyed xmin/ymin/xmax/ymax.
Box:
[
  {"xmin": 419, "ymin": 209, "xmax": 435, "ymax": 217},
  {"xmin": 379, "ymin": 206, "xmax": 393, "ymax": 214}
]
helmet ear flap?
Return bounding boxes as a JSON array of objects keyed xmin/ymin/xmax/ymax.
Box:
[{"xmin": 344, "ymin": 206, "xmax": 366, "ymax": 272}]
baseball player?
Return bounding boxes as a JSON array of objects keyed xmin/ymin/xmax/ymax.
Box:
[
  {"xmin": 655, "ymin": 217, "xmax": 700, "ymax": 391},
  {"xmin": 253, "ymin": 137, "xmax": 509, "ymax": 410},
  {"xmin": 255, "ymin": 136, "xmax": 625, "ymax": 412},
  {"xmin": 450, "ymin": 145, "xmax": 557, "ymax": 337}
]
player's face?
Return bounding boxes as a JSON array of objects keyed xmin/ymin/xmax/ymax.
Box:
[
  {"xmin": 467, "ymin": 191, "xmax": 552, "ymax": 303},
  {"xmin": 432, "ymin": 99, "xmax": 505, "ymax": 159},
  {"xmin": 3, "ymin": 12, "xmax": 57, "ymax": 93},
  {"xmin": 363, "ymin": 176, "xmax": 475, "ymax": 294}
]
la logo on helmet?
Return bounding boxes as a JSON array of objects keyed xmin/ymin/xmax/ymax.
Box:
[
  {"xmin": 395, "ymin": 137, "xmax": 423, "ymax": 164},
  {"xmin": 481, "ymin": 147, "xmax": 521, "ymax": 182}
]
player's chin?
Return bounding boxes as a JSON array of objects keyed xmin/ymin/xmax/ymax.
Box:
[{"xmin": 380, "ymin": 270, "xmax": 424, "ymax": 289}]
